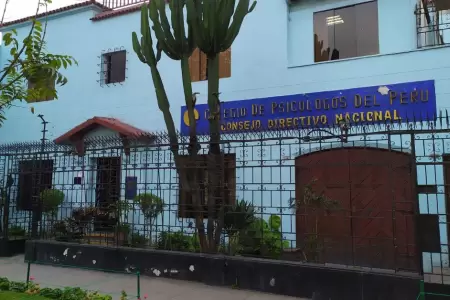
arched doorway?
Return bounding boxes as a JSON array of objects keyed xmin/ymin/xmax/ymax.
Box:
[{"xmin": 295, "ymin": 147, "xmax": 418, "ymax": 272}]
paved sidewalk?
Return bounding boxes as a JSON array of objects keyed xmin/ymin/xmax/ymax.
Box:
[{"xmin": 0, "ymin": 255, "xmax": 305, "ymax": 300}]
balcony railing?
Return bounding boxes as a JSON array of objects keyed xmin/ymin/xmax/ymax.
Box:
[
  {"xmin": 415, "ymin": 0, "xmax": 450, "ymax": 48},
  {"xmin": 102, "ymin": 0, "xmax": 147, "ymax": 10}
]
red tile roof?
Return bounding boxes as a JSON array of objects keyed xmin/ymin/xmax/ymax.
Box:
[
  {"xmin": 91, "ymin": 2, "xmax": 146, "ymax": 21},
  {"xmin": 0, "ymin": 0, "xmax": 109, "ymax": 28},
  {"xmin": 54, "ymin": 116, "xmax": 152, "ymax": 144}
]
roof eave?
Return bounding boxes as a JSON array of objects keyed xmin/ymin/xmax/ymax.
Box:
[{"xmin": 0, "ymin": 1, "xmax": 109, "ymax": 30}]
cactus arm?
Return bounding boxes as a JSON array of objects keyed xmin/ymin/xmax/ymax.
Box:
[
  {"xmin": 187, "ymin": 0, "xmax": 208, "ymax": 50},
  {"xmin": 132, "ymin": 32, "xmax": 146, "ymax": 63},
  {"xmin": 170, "ymin": 0, "xmax": 182, "ymax": 45},
  {"xmin": 187, "ymin": 22, "xmax": 195, "ymax": 55},
  {"xmin": 223, "ymin": 0, "xmax": 257, "ymax": 50},
  {"xmin": 219, "ymin": 0, "xmax": 236, "ymax": 41},
  {"xmin": 149, "ymin": 0, "xmax": 180, "ymax": 59},
  {"xmin": 132, "ymin": 6, "xmax": 178, "ymax": 150},
  {"xmin": 203, "ymin": 0, "xmax": 210, "ymax": 43},
  {"xmin": 208, "ymin": 1, "xmax": 217, "ymax": 52},
  {"xmin": 181, "ymin": 58, "xmax": 197, "ymax": 144},
  {"xmin": 249, "ymin": 1, "xmax": 257, "ymax": 12},
  {"xmin": 206, "ymin": 55, "xmax": 221, "ymax": 145}
]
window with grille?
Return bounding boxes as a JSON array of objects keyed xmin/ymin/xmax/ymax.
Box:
[
  {"xmin": 16, "ymin": 159, "xmax": 54, "ymax": 211},
  {"xmin": 188, "ymin": 49, "xmax": 231, "ymax": 82},
  {"xmin": 416, "ymin": 0, "xmax": 450, "ymax": 48},
  {"xmin": 27, "ymin": 77, "xmax": 56, "ymax": 103},
  {"xmin": 178, "ymin": 154, "xmax": 236, "ymax": 219},
  {"xmin": 102, "ymin": 50, "xmax": 126, "ymax": 84}
]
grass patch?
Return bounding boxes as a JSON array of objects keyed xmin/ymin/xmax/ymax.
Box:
[{"xmin": 0, "ymin": 291, "xmax": 50, "ymax": 299}]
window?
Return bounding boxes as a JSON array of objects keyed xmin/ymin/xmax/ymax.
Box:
[
  {"xmin": 416, "ymin": 0, "xmax": 450, "ymax": 48},
  {"xmin": 16, "ymin": 159, "xmax": 54, "ymax": 211},
  {"xmin": 102, "ymin": 50, "xmax": 126, "ymax": 84},
  {"xmin": 313, "ymin": 1, "xmax": 379, "ymax": 62},
  {"xmin": 189, "ymin": 48, "xmax": 231, "ymax": 82},
  {"xmin": 178, "ymin": 154, "xmax": 236, "ymax": 218},
  {"xmin": 27, "ymin": 77, "xmax": 56, "ymax": 103}
]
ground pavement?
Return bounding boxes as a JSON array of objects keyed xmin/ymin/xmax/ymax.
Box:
[{"xmin": 0, "ymin": 255, "xmax": 305, "ymax": 300}]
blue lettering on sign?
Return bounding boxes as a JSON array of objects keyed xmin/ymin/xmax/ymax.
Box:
[{"xmin": 180, "ymin": 80, "xmax": 436, "ymax": 135}]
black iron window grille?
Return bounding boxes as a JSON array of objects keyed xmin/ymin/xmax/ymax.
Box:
[
  {"xmin": 98, "ymin": 48, "xmax": 127, "ymax": 86},
  {"xmin": 416, "ymin": 0, "xmax": 450, "ymax": 48}
]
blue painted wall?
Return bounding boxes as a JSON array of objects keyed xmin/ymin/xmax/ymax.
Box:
[{"xmin": 1, "ymin": 0, "xmax": 449, "ymax": 272}]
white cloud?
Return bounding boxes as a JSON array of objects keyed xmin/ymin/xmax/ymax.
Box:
[{"xmin": 0, "ymin": 0, "xmax": 101, "ymax": 22}]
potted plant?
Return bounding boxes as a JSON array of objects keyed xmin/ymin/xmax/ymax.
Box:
[
  {"xmin": 40, "ymin": 189, "xmax": 64, "ymax": 234},
  {"xmin": 8, "ymin": 225, "xmax": 26, "ymax": 238},
  {"xmin": 134, "ymin": 193, "xmax": 164, "ymax": 245},
  {"xmin": 222, "ymin": 200, "xmax": 255, "ymax": 255},
  {"xmin": 115, "ymin": 223, "xmax": 131, "ymax": 246},
  {"xmin": 40, "ymin": 189, "xmax": 64, "ymax": 216}
]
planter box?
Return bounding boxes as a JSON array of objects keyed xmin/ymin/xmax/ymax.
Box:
[
  {"xmin": 0, "ymin": 238, "xmax": 26, "ymax": 257},
  {"xmin": 25, "ymin": 240, "xmax": 421, "ymax": 299}
]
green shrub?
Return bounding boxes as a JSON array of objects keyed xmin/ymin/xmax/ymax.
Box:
[
  {"xmin": 129, "ymin": 232, "xmax": 147, "ymax": 248},
  {"xmin": 8, "ymin": 225, "xmax": 26, "ymax": 237},
  {"xmin": 134, "ymin": 193, "xmax": 164, "ymax": 220},
  {"xmin": 238, "ymin": 215, "xmax": 289, "ymax": 259},
  {"xmin": 0, "ymin": 277, "xmax": 111, "ymax": 300},
  {"xmin": 40, "ymin": 189, "xmax": 65, "ymax": 215},
  {"xmin": 223, "ymin": 200, "xmax": 255, "ymax": 236},
  {"xmin": 9, "ymin": 281, "xmax": 27, "ymax": 292},
  {"xmin": 0, "ymin": 277, "xmax": 9, "ymax": 291},
  {"xmin": 157, "ymin": 231, "xmax": 199, "ymax": 252},
  {"xmin": 39, "ymin": 287, "xmax": 63, "ymax": 299}
]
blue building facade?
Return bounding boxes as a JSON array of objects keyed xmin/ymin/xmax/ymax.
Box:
[{"xmin": 1, "ymin": 0, "xmax": 450, "ymax": 278}]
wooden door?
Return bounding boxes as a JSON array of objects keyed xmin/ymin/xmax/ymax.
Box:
[
  {"xmin": 295, "ymin": 147, "xmax": 418, "ymax": 271},
  {"xmin": 295, "ymin": 148, "xmax": 352, "ymax": 265}
]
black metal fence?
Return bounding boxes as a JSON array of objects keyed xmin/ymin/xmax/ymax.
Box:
[{"xmin": 2, "ymin": 117, "xmax": 450, "ymax": 284}]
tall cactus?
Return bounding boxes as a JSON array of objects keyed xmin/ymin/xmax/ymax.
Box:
[
  {"xmin": 186, "ymin": 0, "xmax": 256, "ymax": 250},
  {"xmin": 131, "ymin": 5, "xmax": 178, "ymax": 150},
  {"xmin": 132, "ymin": 1, "xmax": 208, "ymax": 250},
  {"xmin": 132, "ymin": 0, "xmax": 256, "ymax": 253},
  {"xmin": 187, "ymin": 0, "xmax": 257, "ymax": 148}
]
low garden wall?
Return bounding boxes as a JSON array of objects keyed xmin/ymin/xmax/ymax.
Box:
[{"xmin": 25, "ymin": 240, "xmax": 422, "ymax": 300}]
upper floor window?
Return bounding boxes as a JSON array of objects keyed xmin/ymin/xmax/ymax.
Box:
[
  {"xmin": 313, "ymin": 1, "xmax": 379, "ymax": 63},
  {"xmin": 27, "ymin": 77, "xmax": 56, "ymax": 103},
  {"xmin": 189, "ymin": 48, "xmax": 231, "ymax": 82},
  {"xmin": 102, "ymin": 50, "xmax": 126, "ymax": 84},
  {"xmin": 416, "ymin": 0, "xmax": 450, "ymax": 48}
]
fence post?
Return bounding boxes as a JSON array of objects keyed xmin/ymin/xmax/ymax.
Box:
[
  {"xmin": 136, "ymin": 271, "xmax": 140, "ymax": 299},
  {"xmin": 26, "ymin": 261, "xmax": 31, "ymax": 284},
  {"xmin": 419, "ymin": 280, "xmax": 425, "ymax": 300}
]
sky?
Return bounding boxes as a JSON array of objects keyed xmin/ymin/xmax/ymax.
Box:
[{"xmin": 0, "ymin": 0, "xmax": 100, "ymax": 22}]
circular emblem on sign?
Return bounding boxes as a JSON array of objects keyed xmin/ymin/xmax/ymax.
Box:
[{"xmin": 183, "ymin": 109, "xmax": 199, "ymax": 126}]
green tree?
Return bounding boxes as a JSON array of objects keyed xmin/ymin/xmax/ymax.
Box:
[
  {"xmin": 132, "ymin": 0, "xmax": 256, "ymax": 253},
  {"xmin": 0, "ymin": 0, "xmax": 77, "ymax": 125}
]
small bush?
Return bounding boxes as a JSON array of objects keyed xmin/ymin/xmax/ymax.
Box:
[
  {"xmin": 39, "ymin": 287, "xmax": 63, "ymax": 299},
  {"xmin": 0, "ymin": 277, "xmax": 111, "ymax": 300},
  {"xmin": 40, "ymin": 189, "xmax": 64, "ymax": 215},
  {"xmin": 9, "ymin": 281, "xmax": 27, "ymax": 292},
  {"xmin": 0, "ymin": 277, "xmax": 9, "ymax": 291},
  {"xmin": 129, "ymin": 232, "xmax": 147, "ymax": 248},
  {"xmin": 157, "ymin": 231, "xmax": 199, "ymax": 252},
  {"xmin": 8, "ymin": 225, "xmax": 26, "ymax": 237}
]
